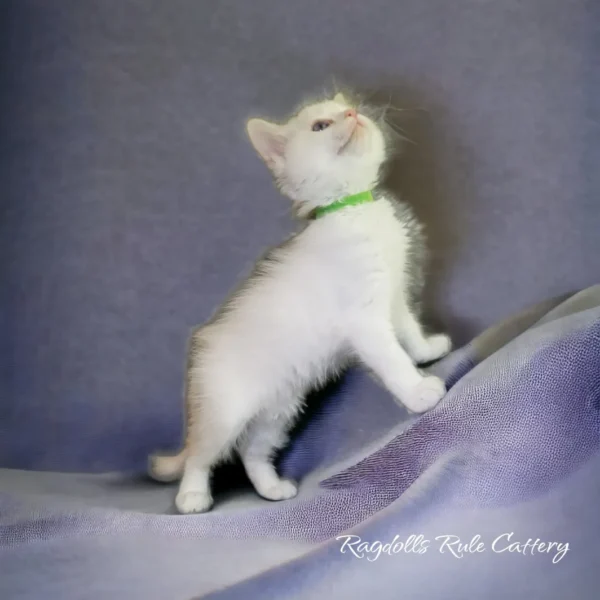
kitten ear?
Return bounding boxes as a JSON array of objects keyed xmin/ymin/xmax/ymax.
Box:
[
  {"xmin": 334, "ymin": 92, "xmax": 349, "ymax": 105},
  {"xmin": 246, "ymin": 118, "xmax": 287, "ymax": 173}
]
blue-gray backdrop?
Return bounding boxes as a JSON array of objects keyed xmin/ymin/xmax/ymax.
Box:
[{"xmin": 1, "ymin": 0, "xmax": 599, "ymax": 472}]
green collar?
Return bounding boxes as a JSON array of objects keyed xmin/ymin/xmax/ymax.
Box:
[{"xmin": 313, "ymin": 190, "xmax": 374, "ymax": 219}]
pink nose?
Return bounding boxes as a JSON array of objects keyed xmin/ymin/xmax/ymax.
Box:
[{"xmin": 345, "ymin": 108, "xmax": 357, "ymax": 119}]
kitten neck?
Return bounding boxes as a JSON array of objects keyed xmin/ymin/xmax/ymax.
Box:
[
  {"xmin": 289, "ymin": 176, "xmax": 381, "ymax": 219},
  {"xmin": 313, "ymin": 190, "xmax": 375, "ymax": 219}
]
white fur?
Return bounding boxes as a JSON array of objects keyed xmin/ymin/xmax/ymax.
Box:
[{"xmin": 149, "ymin": 93, "xmax": 451, "ymax": 513}]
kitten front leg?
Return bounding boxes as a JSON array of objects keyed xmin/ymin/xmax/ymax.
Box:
[
  {"xmin": 349, "ymin": 318, "xmax": 446, "ymax": 413},
  {"xmin": 392, "ymin": 299, "xmax": 451, "ymax": 365}
]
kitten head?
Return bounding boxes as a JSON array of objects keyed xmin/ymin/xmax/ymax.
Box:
[{"xmin": 246, "ymin": 92, "xmax": 389, "ymax": 217}]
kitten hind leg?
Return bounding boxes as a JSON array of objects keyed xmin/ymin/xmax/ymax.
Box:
[
  {"xmin": 175, "ymin": 395, "xmax": 256, "ymax": 514},
  {"xmin": 176, "ymin": 455, "xmax": 214, "ymax": 514},
  {"xmin": 239, "ymin": 412, "xmax": 298, "ymax": 501}
]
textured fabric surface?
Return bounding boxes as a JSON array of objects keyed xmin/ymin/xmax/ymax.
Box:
[
  {"xmin": 2, "ymin": 289, "xmax": 600, "ymax": 599},
  {"xmin": 2, "ymin": 1, "xmax": 600, "ymax": 598}
]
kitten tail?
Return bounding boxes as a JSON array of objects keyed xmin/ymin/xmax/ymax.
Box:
[
  {"xmin": 148, "ymin": 327, "xmax": 202, "ymax": 483},
  {"xmin": 148, "ymin": 448, "xmax": 188, "ymax": 482}
]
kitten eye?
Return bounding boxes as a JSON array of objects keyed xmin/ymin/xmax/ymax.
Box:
[{"xmin": 311, "ymin": 120, "xmax": 331, "ymax": 132}]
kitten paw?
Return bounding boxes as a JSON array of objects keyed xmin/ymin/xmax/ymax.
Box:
[
  {"xmin": 416, "ymin": 334, "xmax": 452, "ymax": 364},
  {"xmin": 256, "ymin": 479, "xmax": 298, "ymax": 501},
  {"xmin": 404, "ymin": 375, "xmax": 446, "ymax": 413},
  {"xmin": 175, "ymin": 491, "xmax": 213, "ymax": 514}
]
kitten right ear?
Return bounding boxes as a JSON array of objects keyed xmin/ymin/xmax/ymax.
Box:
[{"xmin": 246, "ymin": 119, "xmax": 287, "ymax": 174}]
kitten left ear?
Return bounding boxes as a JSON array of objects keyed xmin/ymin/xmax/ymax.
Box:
[{"xmin": 246, "ymin": 118, "xmax": 288, "ymax": 174}]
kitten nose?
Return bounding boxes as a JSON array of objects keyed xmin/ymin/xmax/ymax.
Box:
[{"xmin": 345, "ymin": 108, "xmax": 357, "ymax": 119}]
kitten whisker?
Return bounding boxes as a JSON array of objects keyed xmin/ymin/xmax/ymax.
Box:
[
  {"xmin": 384, "ymin": 119, "xmax": 416, "ymax": 145},
  {"xmin": 386, "ymin": 105, "xmax": 429, "ymax": 114}
]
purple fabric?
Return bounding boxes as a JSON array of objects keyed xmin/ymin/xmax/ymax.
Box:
[
  {"xmin": 323, "ymin": 328, "xmax": 600, "ymax": 508},
  {"xmin": 2, "ymin": 296, "xmax": 600, "ymax": 598}
]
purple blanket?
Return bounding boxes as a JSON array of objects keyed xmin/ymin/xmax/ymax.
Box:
[{"xmin": 1, "ymin": 287, "xmax": 599, "ymax": 599}]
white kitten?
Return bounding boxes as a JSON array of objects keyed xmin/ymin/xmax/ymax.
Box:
[{"xmin": 148, "ymin": 92, "xmax": 451, "ymax": 514}]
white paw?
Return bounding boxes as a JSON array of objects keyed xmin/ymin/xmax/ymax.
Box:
[
  {"xmin": 417, "ymin": 334, "xmax": 452, "ymax": 364},
  {"xmin": 403, "ymin": 375, "xmax": 446, "ymax": 413},
  {"xmin": 175, "ymin": 491, "xmax": 213, "ymax": 514},
  {"xmin": 256, "ymin": 479, "xmax": 298, "ymax": 501}
]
